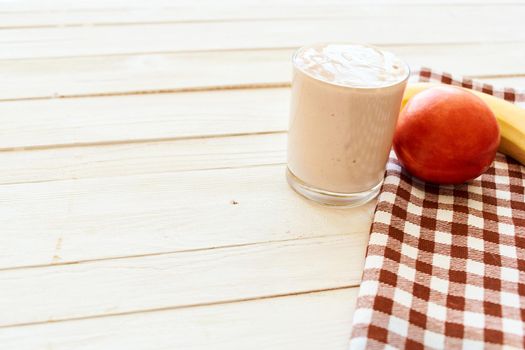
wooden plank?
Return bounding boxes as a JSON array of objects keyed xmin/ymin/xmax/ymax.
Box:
[
  {"xmin": 0, "ymin": 287, "xmax": 358, "ymax": 350},
  {"xmin": 0, "ymin": 164, "xmax": 374, "ymax": 270},
  {"xmin": 1, "ymin": 43, "xmax": 524, "ymax": 101},
  {"xmin": 0, "ymin": 88, "xmax": 289, "ymax": 150},
  {"xmin": 0, "ymin": 2, "xmax": 518, "ymax": 28},
  {"xmin": 1, "ymin": 9, "xmax": 525, "ymax": 60},
  {"xmin": 0, "ymin": 235, "xmax": 366, "ymax": 327},
  {"xmin": 0, "ymin": 133, "xmax": 286, "ymax": 185}
]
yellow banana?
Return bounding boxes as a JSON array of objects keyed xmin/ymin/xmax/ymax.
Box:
[{"xmin": 402, "ymin": 82, "xmax": 525, "ymax": 166}]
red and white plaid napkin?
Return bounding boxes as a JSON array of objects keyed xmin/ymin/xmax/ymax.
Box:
[{"xmin": 350, "ymin": 68, "xmax": 525, "ymax": 349}]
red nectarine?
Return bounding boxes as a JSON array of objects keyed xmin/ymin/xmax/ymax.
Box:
[{"xmin": 393, "ymin": 86, "xmax": 500, "ymax": 184}]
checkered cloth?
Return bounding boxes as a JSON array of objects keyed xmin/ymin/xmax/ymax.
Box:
[{"xmin": 350, "ymin": 67, "xmax": 525, "ymax": 349}]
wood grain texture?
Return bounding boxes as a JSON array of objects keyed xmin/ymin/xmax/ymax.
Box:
[
  {"xmin": 0, "ymin": 287, "xmax": 358, "ymax": 350},
  {"xmin": 0, "ymin": 2, "xmax": 518, "ymax": 28},
  {"xmin": 0, "ymin": 235, "xmax": 366, "ymax": 327},
  {"xmin": 0, "ymin": 164, "xmax": 374, "ymax": 270},
  {"xmin": 0, "ymin": 133, "xmax": 286, "ymax": 185},
  {"xmin": 0, "ymin": 88, "xmax": 289, "ymax": 149},
  {"xmin": 1, "ymin": 43, "xmax": 524, "ymax": 100},
  {"xmin": 1, "ymin": 8, "xmax": 525, "ymax": 60}
]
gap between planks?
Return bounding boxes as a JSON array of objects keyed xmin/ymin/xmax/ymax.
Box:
[
  {"xmin": 1, "ymin": 72, "xmax": 524, "ymax": 103},
  {"xmin": 0, "ymin": 82, "xmax": 292, "ymax": 103},
  {"xmin": 0, "ymin": 285, "xmax": 356, "ymax": 329},
  {"xmin": 0, "ymin": 15, "xmax": 459, "ymax": 30},
  {"xmin": 0, "ymin": 129, "xmax": 286, "ymax": 153},
  {"xmin": 0, "ymin": 40, "xmax": 522, "ymax": 63},
  {"xmin": 0, "ymin": 231, "xmax": 349, "ymax": 273},
  {"xmin": 0, "ymin": 40, "xmax": 519, "ymax": 62}
]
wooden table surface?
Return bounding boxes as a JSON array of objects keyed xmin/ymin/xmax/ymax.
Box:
[{"xmin": 1, "ymin": 1, "xmax": 524, "ymax": 348}]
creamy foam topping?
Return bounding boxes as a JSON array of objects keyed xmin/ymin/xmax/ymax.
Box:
[{"xmin": 294, "ymin": 44, "xmax": 409, "ymax": 88}]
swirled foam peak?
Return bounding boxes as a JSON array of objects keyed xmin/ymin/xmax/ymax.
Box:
[{"xmin": 293, "ymin": 44, "xmax": 409, "ymax": 88}]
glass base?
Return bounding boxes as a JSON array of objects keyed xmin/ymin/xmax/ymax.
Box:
[{"xmin": 286, "ymin": 168, "xmax": 382, "ymax": 208}]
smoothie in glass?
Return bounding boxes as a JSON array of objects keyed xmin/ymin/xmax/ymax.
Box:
[{"xmin": 287, "ymin": 44, "xmax": 409, "ymax": 207}]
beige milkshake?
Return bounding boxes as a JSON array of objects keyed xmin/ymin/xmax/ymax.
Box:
[{"xmin": 287, "ymin": 44, "xmax": 409, "ymax": 206}]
